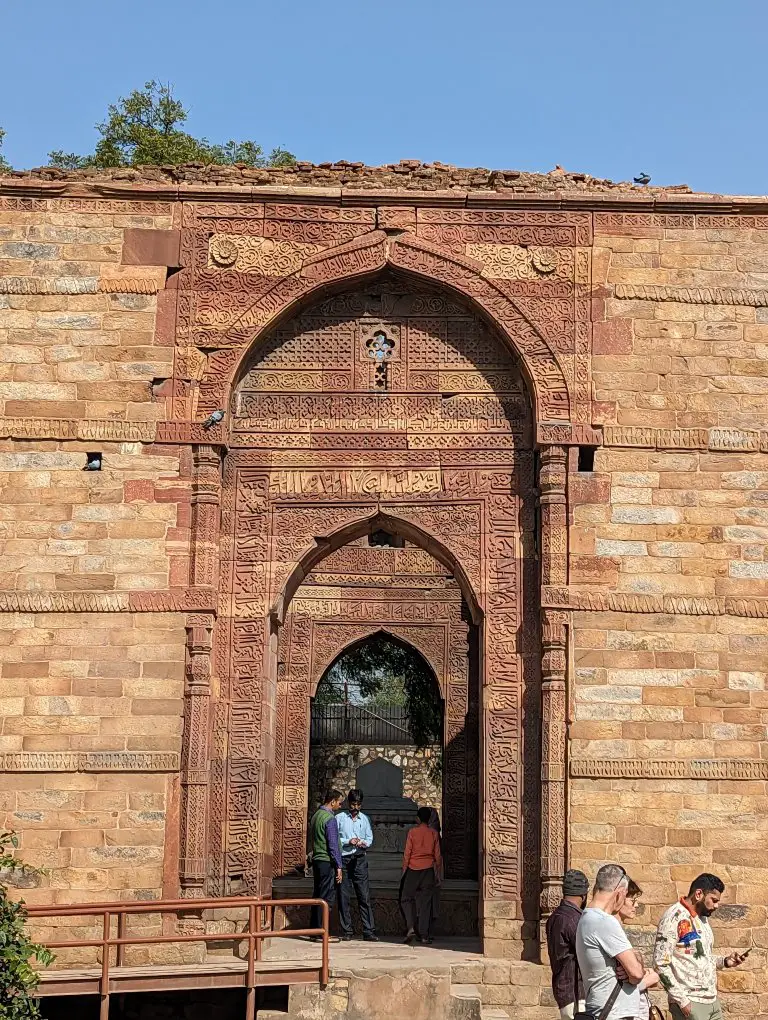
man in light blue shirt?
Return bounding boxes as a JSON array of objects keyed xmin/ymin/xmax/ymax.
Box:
[{"xmin": 336, "ymin": 788, "xmax": 378, "ymax": 941}]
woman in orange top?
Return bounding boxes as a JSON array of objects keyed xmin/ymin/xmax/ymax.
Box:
[{"xmin": 402, "ymin": 806, "xmax": 442, "ymax": 945}]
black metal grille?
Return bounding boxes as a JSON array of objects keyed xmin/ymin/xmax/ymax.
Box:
[{"xmin": 310, "ymin": 703, "xmax": 413, "ymax": 745}]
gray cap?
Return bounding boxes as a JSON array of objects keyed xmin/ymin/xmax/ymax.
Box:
[{"xmin": 563, "ymin": 869, "xmax": 589, "ymax": 896}]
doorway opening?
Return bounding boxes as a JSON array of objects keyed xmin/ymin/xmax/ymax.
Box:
[{"xmin": 309, "ymin": 633, "xmax": 444, "ymax": 888}]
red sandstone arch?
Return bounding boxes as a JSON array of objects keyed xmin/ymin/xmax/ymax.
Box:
[
  {"xmin": 190, "ymin": 256, "xmax": 571, "ymax": 944},
  {"xmin": 194, "ymin": 229, "xmax": 571, "ymax": 424},
  {"xmin": 271, "ymin": 509, "xmax": 483, "ymax": 628},
  {"xmin": 275, "ymin": 572, "xmax": 475, "ymax": 885}
]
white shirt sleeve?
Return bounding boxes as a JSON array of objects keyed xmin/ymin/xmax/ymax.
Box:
[{"xmin": 597, "ymin": 915, "xmax": 634, "ymax": 959}]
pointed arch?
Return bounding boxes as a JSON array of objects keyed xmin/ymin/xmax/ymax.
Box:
[
  {"xmin": 271, "ymin": 508, "xmax": 482, "ymax": 628},
  {"xmin": 194, "ymin": 229, "xmax": 571, "ymax": 424},
  {"xmin": 310, "ymin": 625, "xmax": 445, "ymax": 700}
]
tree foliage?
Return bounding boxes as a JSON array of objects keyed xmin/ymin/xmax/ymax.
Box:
[
  {"xmin": 48, "ymin": 81, "xmax": 296, "ymax": 170},
  {"xmin": 0, "ymin": 832, "xmax": 53, "ymax": 1019},
  {"xmin": 0, "ymin": 128, "xmax": 9, "ymax": 172},
  {"xmin": 317, "ymin": 634, "xmax": 442, "ymax": 748}
]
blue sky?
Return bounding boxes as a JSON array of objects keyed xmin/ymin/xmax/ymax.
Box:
[{"xmin": 2, "ymin": 0, "xmax": 767, "ymax": 195}]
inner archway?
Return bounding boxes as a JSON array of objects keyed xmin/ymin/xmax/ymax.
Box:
[
  {"xmin": 309, "ymin": 633, "xmax": 445, "ymax": 922},
  {"xmin": 272, "ymin": 526, "xmax": 480, "ymax": 936}
]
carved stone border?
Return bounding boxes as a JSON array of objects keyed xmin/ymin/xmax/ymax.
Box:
[
  {"xmin": 602, "ymin": 425, "xmax": 768, "ymax": 453},
  {"xmin": 0, "ymin": 418, "xmax": 158, "ymax": 442},
  {"xmin": 0, "ymin": 752, "xmax": 180, "ymax": 772},
  {"xmin": 543, "ymin": 587, "xmax": 768, "ymax": 618},
  {"xmin": 0, "ymin": 590, "xmax": 212, "ymax": 612},
  {"xmin": 614, "ymin": 283, "xmax": 768, "ymax": 306},
  {"xmin": 0, "ymin": 277, "xmax": 160, "ymax": 295},
  {"xmin": 571, "ymin": 759, "xmax": 768, "ymax": 781}
]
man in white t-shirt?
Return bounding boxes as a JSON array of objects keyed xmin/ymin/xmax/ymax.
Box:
[{"xmin": 576, "ymin": 864, "xmax": 659, "ymax": 1020}]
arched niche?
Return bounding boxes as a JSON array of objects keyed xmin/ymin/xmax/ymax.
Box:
[{"xmin": 194, "ymin": 230, "xmax": 571, "ymax": 425}]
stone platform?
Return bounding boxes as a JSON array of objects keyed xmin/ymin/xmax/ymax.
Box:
[{"xmin": 260, "ymin": 936, "xmax": 554, "ymax": 1020}]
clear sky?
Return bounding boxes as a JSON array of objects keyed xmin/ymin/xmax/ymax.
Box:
[{"xmin": 2, "ymin": 0, "xmax": 767, "ymax": 195}]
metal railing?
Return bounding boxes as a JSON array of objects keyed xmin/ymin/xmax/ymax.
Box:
[
  {"xmin": 310, "ymin": 702, "xmax": 412, "ymax": 744},
  {"xmin": 27, "ymin": 895, "xmax": 329, "ymax": 1020}
]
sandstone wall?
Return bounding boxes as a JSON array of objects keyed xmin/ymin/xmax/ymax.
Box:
[
  {"xmin": 569, "ymin": 212, "xmax": 768, "ymax": 1013},
  {"xmin": 1, "ymin": 182, "xmax": 767, "ymax": 1012},
  {"xmin": 0, "ymin": 197, "xmax": 187, "ymax": 903}
]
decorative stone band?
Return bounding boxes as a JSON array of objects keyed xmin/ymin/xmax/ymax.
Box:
[
  {"xmin": 0, "ymin": 418, "xmax": 158, "ymax": 442},
  {"xmin": 571, "ymin": 758, "xmax": 768, "ymax": 781},
  {"xmin": 542, "ymin": 586, "xmax": 768, "ymax": 618},
  {"xmin": 0, "ymin": 589, "xmax": 215, "ymax": 613},
  {"xmin": 0, "ymin": 276, "xmax": 161, "ymax": 295},
  {"xmin": 614, "ymin": 283, "xmax": 768, "ymax": 307},
  {"xmin": 0, "ymin": 752, "xmax": 179, "ymax": 773},
  {"xmin": 0, "ymin": 418, "xmax": 230, "ymax": 445},
  {"xmin": 602, "ymin": 425, "xmax": 768, "ymax": 453}
]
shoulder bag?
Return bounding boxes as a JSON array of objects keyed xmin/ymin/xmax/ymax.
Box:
[{"xmin": 573, "ymin": 962, "xmax": 623, "ymax": 1020}]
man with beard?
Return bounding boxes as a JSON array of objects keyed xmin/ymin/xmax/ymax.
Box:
[{"xmin": 653, "ymin": 874, "xmax": 749, "ymax": 1020}]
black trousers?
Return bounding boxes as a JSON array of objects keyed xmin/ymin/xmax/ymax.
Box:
[
  {"xmin": 337, "ymin": 853, "xmax": 376, "ymax": 937},
  {"xmin": 310, "ymin": 859, "xmax": 337, "ymax": 931},
  {"xmin": 401, "ymin": 866, "xmax": 435, "ymax": 939}
]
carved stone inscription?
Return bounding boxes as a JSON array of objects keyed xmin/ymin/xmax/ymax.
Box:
[{"xmin": 268, "ymin": 469, "xmax": 442, "ymax": 498}]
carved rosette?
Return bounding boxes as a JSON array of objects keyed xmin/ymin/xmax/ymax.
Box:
[
  {"xmin": 538, "ymin": 446, "xmax": 569, "ymax": 917},
  {"xmin": 180, "ymin": 613, "xmax": 214, "ymax": 896}
]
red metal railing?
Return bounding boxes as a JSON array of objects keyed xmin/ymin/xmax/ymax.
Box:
[{"xmin": 27, "ymin": 896, "xmax": 329, "ymax": 1020}]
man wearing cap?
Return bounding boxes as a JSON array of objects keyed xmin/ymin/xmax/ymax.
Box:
[{"xmin": 546, "ymin": 869, "xmax": 590, "ymax": 1019}]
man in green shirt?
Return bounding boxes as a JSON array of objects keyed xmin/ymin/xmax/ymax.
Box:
[{"xmin": 308, "ymin": 789, "xmax": 344, "ymax": 938}]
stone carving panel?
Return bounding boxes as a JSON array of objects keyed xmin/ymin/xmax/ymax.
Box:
[{"xmin": 178, "ymin": 221, "xmax": 578, "ymax": 423}]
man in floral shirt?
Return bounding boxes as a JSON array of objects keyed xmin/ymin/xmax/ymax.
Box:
[{"xmin": 653, "ymin": 874, "xmax": 748, "ymax": 1020}]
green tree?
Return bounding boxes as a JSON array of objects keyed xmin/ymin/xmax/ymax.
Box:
[
  {"xmin": 318, "ymin": 634, "xmax": 442, "ymax": 747},
  {"xmin": 47, "ymin": 81, "xmax": 296, "ymax": 169},
  {"xmin": 0, "ymin": 831, "xmax": 54, "ymax": 1019},
  {"xmin": 0, "ymin": 128, "xmax": 10, "ymax": 172}
]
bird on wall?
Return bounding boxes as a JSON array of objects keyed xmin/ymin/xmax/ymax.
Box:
[
  {"xmin": 633, "ymin": 171, "xmax": 651, "ymax": 186},
  {"xmin": 202, "ymin": 410, "xmax": 225, "ymax": 430},
  {"xmin": 83, "ymin": 453, "xmax": 102, "ymax": 471}
]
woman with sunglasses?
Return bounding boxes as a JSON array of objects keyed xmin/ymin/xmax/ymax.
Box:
[{"xmin": 617, "ymin": 879, "xmax": 661, "ymax": 1020}]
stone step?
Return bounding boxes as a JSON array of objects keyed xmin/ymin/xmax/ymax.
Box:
[
  {"xmin": 449, "ymin": 983, "xmax": 483, "ymax": 1020},
  {"xmin": 481, "ymin": 1008, "xmax": 510, "ymax": 1020},
  {"xmin": 450, "ymin": 959, "xmax": 548, "ymax": 988},
  {"xmin": 450, "ymin": 983, "xmax": 482, "ymax": 1000}
]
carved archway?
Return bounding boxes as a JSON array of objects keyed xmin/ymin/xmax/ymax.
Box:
[
  {"xmin": 178, "ymin": 256, "xmax": 572, "ymax": 953},
  {"xmin": 193, "ymin": 230, "xmax": 571, "ymax": 426},
  {"xmin": 270, "ymin": 515, "xmax": 476, "ymax": 884},
  {"xmin": 271, "ymin": 510, "xmax": 483, "ymax": 627}
]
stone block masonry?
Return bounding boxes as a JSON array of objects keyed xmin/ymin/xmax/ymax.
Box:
[{"xmin": 1, "ymin": 170, "xmax": 768, "ymax": 1014}]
